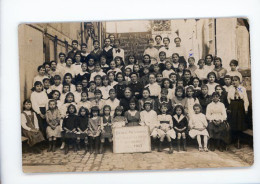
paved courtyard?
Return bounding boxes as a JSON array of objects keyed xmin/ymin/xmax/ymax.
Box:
[{"xmin": 22, "ymin": 144, "xmax": 253, "ymax": 173}]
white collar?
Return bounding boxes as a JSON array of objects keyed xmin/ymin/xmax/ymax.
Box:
[{"xmin": 173, "ymin": 114, "xmax": 185, "ymax": 122}]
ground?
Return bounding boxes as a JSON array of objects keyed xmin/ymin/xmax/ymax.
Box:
[{"xmin": 22, "ymin": 144, "xmax": 253, "ymax": 173}]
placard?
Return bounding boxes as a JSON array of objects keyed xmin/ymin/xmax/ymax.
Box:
[{"xmin": 113, "ymin": 126, "xmax": 151, "ymax": 153}]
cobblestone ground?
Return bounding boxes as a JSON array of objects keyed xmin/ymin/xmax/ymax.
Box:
[{"xmin": 22, "ymin": 143, "xmax": 253, "ymax": 173}]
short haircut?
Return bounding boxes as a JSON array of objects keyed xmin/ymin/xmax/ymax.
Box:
[
  {"xmin": 37, "ymin": 65, "xmax": 44, "ymax": 72},
  {"xmin": 207, "ymin": 72, "xmax": 217, "ymax": 79},
  {"xmin": 159, "ymin": 51, "xmax": 166, "ymax": 56},
  {"xmin": 72, "ymin": 40, "xmax": 78, "ymax": 45},
  {"xmin": 174, "ymin": 37, "xmax": 181, "ymax": 42},
  {"xmin": 59, "ymin": 52, "xmax": 66, "ymax": 57},
  {"xmin": 81, "ymin": 43, "xmax": 87, "ymax": 48},
  {"xmin": 163, "ymin": 37, "xmax": 170, "ymax": 42},
  {"xmin": 230, "ymin": 59, "xmax": 239, "ymax": 66},
  {"xmin": 93, "ymin": 40, "xmax": 99, "ymax": 45},
  {"xmin": 155, "ymin": 35, "xmax": 162, "ymax": 40}
]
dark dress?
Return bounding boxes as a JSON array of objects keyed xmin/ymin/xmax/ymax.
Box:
[
  {"xmin": 75, "ymin": 72, "xmax": 91, "ymax": 83},
  {"xmin": 68, "ymin": 49, "xmax": 80, "ymax": 59},
  {"xmin": 172, "ymin": 115, "xmax": 188, "ymax": 134},
  {"xmin": 208, "ymin": 121, "xmax": 230, "ymax": 144},
  {"xmin": 101, "ymin": 116, "xmax": 113, "ymax": 139},
  {"xmin": 198, "ymin": 94, "xmax": 212, "ymax": 114},
  {"xmin": 22, "ymin": 112, "xmax": 45, "ymax": 147},
  {"xmin": 127, "ymin": 82, "xmax": 143, "ymax": 99},
  {"xmin": 229, "ymin": 99, "xmax": 247, "ymax": 132},
  {"xmin": 102, "ymin": 47, "xmax": 113, "ymax": 65},
  {"xmin": 77, "ymin": 116, "xmax": 89, "ymax": 139},
  {"xmin": 124, "ymin": 110, "xmax": 141, "ymax": 126},
  {"xmin": 62, "ymin": 114, "xmax": 78, "ymax": 138},
  {"xmin": 120, "ymin": 97, "xmax": 139, "ymax": 113},
  {"xmin": 89, "ymin": 49, "xmax": 102, "ymax": 62},
  {"xmin": 114, "ymin": 83, "xmax": 127, "ymax": 100}
]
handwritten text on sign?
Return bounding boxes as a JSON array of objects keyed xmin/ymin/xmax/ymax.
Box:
[{"xmin": 113, "ymin": 126, "xmax": 151, "ymax": 153}]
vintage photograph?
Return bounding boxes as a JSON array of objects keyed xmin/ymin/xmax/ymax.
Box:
[{"xmin": 19, "ymin": 18, "xmax": 253, "ymax": 173}]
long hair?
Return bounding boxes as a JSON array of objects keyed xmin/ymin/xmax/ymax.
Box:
[{"xmin": 22, "ymin": 99, "xmax": 32, "ymax": 111}]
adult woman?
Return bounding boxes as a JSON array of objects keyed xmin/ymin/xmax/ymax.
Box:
[
  {"xmin": 119, "ymin": 87, "xmax": 139, "ymax": 112},
  {"xmin": 212, "ymin": 57, "xmax": 227, "ymax": 85},
  {"xmin": 102, "ymin": 38, "xmax": 113, "ymax": 65},
  {"xmin": 143, "ymin": 38, "xmax": 159, "ymax": 65}
]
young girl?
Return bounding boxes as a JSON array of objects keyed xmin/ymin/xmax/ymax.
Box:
[
  {"xmin": 77, "ymin": 91, "xmax": 92, "ymax": 113},
  {"xmin": 100, "ymin": 55, "xmax": 110, "ymax": 73},
  {"xmin": 142, "ymin": 54, "xmax": 152, "ymax": 69},
  {"xmin": 198, "ymin": 85, "xmax": 212, "ymax": 114},
  {"xmin": 88, "ymin": 106, "xmax": 102, "ymax": 154},
  {"xmin": 172, "ymin": 53, "xmax": 180, "ymax": 72},
  {"xmin": 140, "ymin": 100, "xmax": 159, "ymax": 150},
  {"xmin": 60, "ymin": 84, "xmax": 70, "ymax": 104},
  {"xmin": 63, "ymin": 73, "xmax": 76, "ymax": 92},
  {"xmin": 156, "ymin": 73, "xmax": 163, "ymax": 86},
  {"xmin": 113, "ymin": 39, "xmax": 125, "ymax": 64},
  {"xmin": 177, "ymin": 63, "xmax": 185, "ymax": 79},
  {"xmin": 169, "ymin": 73, "xmax": 177, "ymax": 87},
  {"xmin": 86, "ymin": 57, "xmax": 95, "ymax": 74},
  {"xmin": 223, "ymin": 75, "xmax": 234, "ymax": 95},
  {"xmin": 183, "ymin": 69, "xmax": 193, "ymax": 87},
  {"xmin": 76, "ymin": 107, "xmax": 90, "ymax": 153},
  {"xmin": 226, "ymin": 59, "xmax": 243, "ymax": 82},
  {"xmin": 156, "ymin": 88, "xmax": 173, "ymax": 115},
  {"xmin": 162, "ymin": 61, "xmax": 175, "ymax": 78},
  {"xmin": 88, "ymin": 81, "xmax": 96, "ymax": 101},
  {"xmin": 90, "ymin": 89, "xmax": 106, "ymax": 114},
  {"xmin": 100, "ymin": 105, "xmax": 113, "ymax": 153},
  {"xmin": 46, "ymin": 99, "xmax": 61, "ymax": 152},
  {"xmin": 206, "ymin": 92, "xmax": 230, "ymax": 152},
  {"xmin": 100, "ymin": 75, "xmax": 113, "ymax": 100},
  {"xmin": 145, "ymin": 73, "xmax": 161, "ymax": 99},
  {"xmin": 173, "ymin": 105, "xmax": 188, "ymax": 151},
  {"xmin": 158, "ymin": 51, "xmax": 166, "ymax": 71},
  {"xmin": 212, "ymin": 57, "xmax": 227, "ymax": 85},
  {"xmin": 227, "ymin": 76, "xmax": 249, "ymax": 149},
  {"xmin": 90, "ymin": 63, "xmax": 106, "ymax": 81},
  {"xmin": 43, "ymin": 78, "xmax": 52, "ymax": 98},
  {"xmin": 204, "ymin": 54, "xmax": 215, "ymax": 74},
  {"xmin": 192, "ymin": 77, "xmax": 202, "ymax": 98},
  {"xmin": 108, "ymin": 71, "xmax": 118, "ymax": 87},
  {"xmin": 143, "ymin": 38, "xmax": 159, "ymax": 65},
  {"xmin": 115, "ymin": 56, "xmax": 125, "ymax": 71},
  {"xmin": 140, "ymin": 67, "xmax": 150, "ymax": 86},
  {"xmin": 89, "ymin": 40, "xmax": 102, "ymax": 62},
  {"xmin": 105, "ymin": 89, "xmax": 120, "ymax": 116},
  {"xmin": 187, "ymin": 57, "xmax": 197, "ymax": 77},
  {"xmin": 21, "ymin": 99, "xmax": 45, "ymax": 153},
  {"xmin": 215, "ymin": 85, "xmax": 229, "ymax": 108},
  {"xmin": 60, "ymin": 92, "xmax": 77, "ymax": 118},
  {"xmin": 125, "ymin": 54, "xmax": 136, "ymax": 71},
  {"xmin": 124, "ymin": 99, "xmax": 140, "ymax": 127},
  {"xmin": 94, "ymin": 75, "xmax": 102, "ymax": 89},
  {"xmin": 73, "ymin": 52, "xmax": 82, "ymax": 75},
  {"xmin": 33, "ymin": 65, "xmax": 49, "ymax": 85},
  {"xmin": 75, "ymin": 62, "xmax": 90, "ymax": 82},
  {"xmin": 124, "ymin": 67, "xmax": 132, "ymax": 84},
  {"xmin": 73, "ymin": 82, "xmax": 83, "ymax": 103},
  {"xmin": 30, "ymin": 81, "xmax": 49, "ymax": 137},
  {"xmin": 206, "ymin": 72, "xmax": 219, "ymax": 95},
  {"xmin": 172, "ymin": 86, "xmax": 187, "ymax": 110},
  {"xmin": 161, "ymin": 78, "xmax": 175, "ymax": 100},
  {"xmin": 195, "ymin": 59, "xmax": 208, "ymax": 84},
  {"xmin": 108, "ymin": 60, "xmax": 121, "ymax": 75},
  {"xmin": 185, "ymin": 86, "xmax": 200, "ymax": 119},
  {"xmin": 63, "ymin": 57, "xmax": 76, "ymax": 78},
  {"xmin": 112, "ymin": 106, "xmax": 126, "ymax": 128},
  {"xmin": 113, "ymin": 72, "xmax": 127, "ymax": 100},
  {"xmin": 138, "ymin": 88, "xmax": 156, "ymax": 111},
  {"xmin": 47, "ymin": 90, "xmax": 62, "ymax": 110},
  {"xmin": 189, "ymin": 104, "xmax": 209, "ymax": 152},
  {"xmin": 157, "ymin": 105, "xmax": 176, "ymax": 153},
  {"xmin": 51, "ymin": 75, "xmax": 63, "ymax": 94},
  {"xmin": 62, "ymin": 104, "xmax": 78, "ymax": 154},
  {"xmin": 133, "ymin": 64, "xmax": 141, "ymax": 77}
]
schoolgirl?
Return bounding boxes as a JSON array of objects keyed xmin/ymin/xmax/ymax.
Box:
[
  {"xmin": 76, "ymin": 106, "xmax": 89, "ymax": 153},
  {"xmin": 187, "ymin": 57, "xmax": 197, "ymax": 77},
  {"xmin": 108, "ymin": 71, "xmax": 118, "ymax": 87},
  {"xmin": 30, "ymin": 81, "xmax": 49, "ymax": 137},
  {"xmin": 138, "ymin": 88, "xmax": 157, "ymax": 111},
  {"xmin": 60, "ymin": 84, "xmax": 70, "ymax": 104},
  {"xmin": 215, "ymin": 85, "xmax": 229, "ymax": 108},
  {"xmin": 194, "ymin": 59, "xmax": 208, "ymax": 83},
  {"xmin": 157, "ymin": 105, "xmax": 176, "ymax": 153},
  {"xmin": 185, "ymin": 86, "xmax": 200, "ymax": 118},
  {"xmin": 172, "ymin": 86, "xmax": 187, "ymax": 110},
  {"xmin": 73, "ymin": 82, "xmax": 83, "ymax": 103},
  {"xmin": 89, "ymin": 40, "xmax": 103, "ymax": 62},
  {"xmin": 75, "ymin": 62, "xmax": 90, "ymax": 82},
  {"xmin": 206, "ymin": 92, "xmax": 230, "ymax": 152},
  {"xmin": 100, "ymin": 75, "xmax": 113, "ymax": 100},
  {"xmin": 107, "ymin": 60, "xmax": 121, "ymax": 75},
  {"xmin": 227, "ymin": 76, "xmax": 249, "ymax": 149},
  {"xmin": 88, "ymin": 106, "xmax": 102, "ymax": 154},
  {"xmin": 46, "ymin": 90, "xmax": 62, "ymax": 110},
  {"xmin": 124, "ymin": 67, "xmax": 132, "ymax": 84},
  {"xmin": 124, "ymin": 99, "xmax": 141, "ymax": 127},
  {"xmin": 86, "ymin": 57, "xmax": 95, "ymax": 74},
  {"xmin": 192, "ymin": 77, "xmax": 202, "ymax": 98},
  {"xmin": 88, "ymin": 81, "xmax": 96, "ymax": 101},
  {"xmin": 51, "ymin": 75, "xmax": 63, "ymax": 94},
  {"xmin": 100, "ymin": 55, "xmax": 110, "ymax": 73},
  {"xmin": 162, "ymin": 61, "xmax": 175, "ymax": 78},
  {"xmin": 90, "ymin": 89, "xmax": 106, "ymax": 114},
  {"xmin": 100, "ymin": 105, "xmax": 113, "ymax": 153},
  {"xmin": 62, "ymin": 104, "xmax": 78, "ymax": 154},
  {"xmin": 173, "ymin": 105, "xmax": 188, "ymax": 151},
  {"xmin": 94, "ymin": 75, "xmax": 102, "ymax": 89},
  {"xmin": 77, "ymin": 91, "xmax": 92, "ymax": 112},
  {"xmin": 113, "ymin": 106, "xmax": 127, "ymax": 128},
  {"xmin": 113, "ymin": 72, "xmax": 127, "ymax": 100},
  {"xmin": 212, "ymin": 57, "xmax": 227, "ymax": 85},
  {"xmin": 60, "ymin": 92, "xmax": 77, "ymax": 118},
  {"xmin": 204, "ymin": 54, "xmax": 215, "ymax": 73},
  {"xmin": 172, "ymin": 53, "xmax": 180, "ymax": 71},
  {"xmin": 189, "ymin": 104, "xmax": 209, "ymax": 152},
  {"xmin": 198, "ymin": 85, "xmax": 212, "ymax": 114},
  {"xmin": 156, "ymin": 88, "xmax": 173, "ymax": 115},
  {"xmin": 105, "ymin": 89, "xmax": 120, "ymax": 116},
  {"xmin": 226, "ymin": 59, "xmax": 243, "ymax": 82},
  {"xmin": 141, "ymin": 54, "xmax": 152, "ymax": 69},
  {"xmin": 21, "ymin": 99, "xmax": 45, "ymax": 153},
  {"xmin": 161, "ymin": 78, "xmax": 175, "ymax": 100},
  {"xmin": 72, "ymin": 51, "xmax": 82, "ymax": 75},
  {"xmin": 140, "ymin": 100, "xmax": 159, "ymax": 150},
  {"xmin": 143, "ymin": 38, "xmax": 159, "ymax": 65},
  {"xmin": 145, "ymin": 73, "xmax": 161, "ymax": 99},
  {"xmin": 102, "ymin": 38, "xmax": 114, "ymax": 65},
  {"xmin": 206, "ymin": 72, "xmax": 219, "ymax": 95},
  {"xmin": 124, "ymin": 54, "xmax": 136, "ymax": 71},
  {"xmin": 63, "ymin": 73, "xmax": 76, "ymax": 92},
  {"xmin": 114, "ymin": 56, "xmax": 125, "ymax": 71},
  {"xmin": 223, "ymin": 75, "xmax": 234, "ymax": 95},
  {"xmin": 113, "ymin": 39, "xmax": 125, "ymax": 63},
  {"xmin": 90, "ymin": 62, "xmax": 106, "ymax": 81},
  {"xmin": 33, "ymin": 65, "xmax": 49, "ymax": 85},
  {"xmin": 63, "ymin": 57, "xmax": 76, "ymax": 78},
  {"xmin": 46, "ymin": 99, "xmax": 61, "ymax": 152}
]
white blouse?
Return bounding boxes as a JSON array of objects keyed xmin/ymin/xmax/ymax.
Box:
[
  {"xmin": 140, "ymin": 110, "xmax": 159, "ymax": 128},
  {"xmin": 189, "ymin": 113, "xmax": 208, "ymax": 129},
  {"xmin": 90, "ymin": 71, "xmax": 106, "ymax": 81},
  {"xmin": 206, "ymin": 101, "xmax": 227, "ymax": 121},
  {"xmin": 226, "ymin": 70, "xmax": 243, "ymax": 82},
  {"xmin": 163, "ymin": 69, "xmax": 175, "ymax": 78},
  {"xmin": 145, "ymin": 82, "xmax": 161, "ymax": 97},
  {"xmin": 99, "ymin": 86, "xmax": 113, "ymax": 100},
  {"xmin": 206, "ymin": 82, "xmax": 218, "ymax": 95},
  {"xmin": 105, "ymin": 98, "xmax": 120, "ymax": 116},
  {"xmin": 30, "ymin": 91, "xmax": 48, "ymax": 114},
  {"xmin": 21, "ymin": 111, "xmax": 39, "ymax": 131},
  {"xmin": 158, "ymin": 114, "xmax": 173, "ymax": 129},
  {"xmin": 143, "ymin": 47, "xmax": 159, "ymax": 65},
  {"xmin": 227, "ymin": 85, "xmax": 249, "ymax": 111}
]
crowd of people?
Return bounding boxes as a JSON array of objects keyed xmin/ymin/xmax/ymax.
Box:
[{"xmin": 21, "ymin": 34, "xmax": 249, "ymax": 155}]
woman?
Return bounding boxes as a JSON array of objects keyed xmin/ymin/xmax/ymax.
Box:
[
  {"xmin": 212, "ymin": 57, "xmax": 227, "ymax": 85},
  {"xmin": 143, "ymin": 38, "xmax": 159, "ymax": 65},
  {"xmin": 102, "ymin": 38, "xmax": 113, "ymax": 65}
]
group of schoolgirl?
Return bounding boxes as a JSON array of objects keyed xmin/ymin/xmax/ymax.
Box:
[{"xmin": 21, "ymin": 35, "xmax": 249, "ymax": 155}]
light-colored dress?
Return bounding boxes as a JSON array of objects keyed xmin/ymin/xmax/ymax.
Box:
[
  {"xmin": 46, "ymin": 108, "xmax": 62, "ymax": 138},
  {"xmin": 189, "ymin": 113, "xmax": 209, "ymax": 138},
  {"xmin": 140, "ymin": 110, "xmax": 159, "ymax": 137},
  {"xmin": 157, "ymin": 114, "xmax": 176, "ymax": 139}
]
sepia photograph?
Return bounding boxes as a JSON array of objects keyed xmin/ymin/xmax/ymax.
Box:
[{"xmin": 19, "ymin": 18, "xmax": 253, "ymax": 173}]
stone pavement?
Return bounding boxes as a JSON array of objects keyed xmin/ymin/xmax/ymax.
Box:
[{"xmin": 22, "ymin": 144, "xmax": 253, "ymax": 173}]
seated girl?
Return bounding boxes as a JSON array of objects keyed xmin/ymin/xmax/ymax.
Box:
[
  {"xmin": 76, "ymin": 107, "xmax": 89, "ymax": 153},
  {"xmin": 125, "ymin": 99, "xmax": 140, "ymax": 127}
]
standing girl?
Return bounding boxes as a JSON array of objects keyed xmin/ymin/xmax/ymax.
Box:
[
  {"xmin": 125, "ymin": 99, "xmax": 141, "ymax": 127},
  {"xmin": 30, "ymin": 81, "xmax": 49, "ymax": 137},
  {"xmin": 189, "ymin": 104, "xmax": 209, "ymax": 152},
  {"xmin": 46, "ymin": 100, "xmax": 61, "ymax": 152},
  {"xmin": 21, "ymin": 99, "xmax": 45, "ymax": 153},
  {"xmin": 100, "ymin": 105, "xmax": 113, "ymax": 153},
  {"xmin": 88, "ymin": 106, "xmax": 102, "ymax": 154},
  {"xmin": 112, "ymin": 106, "xmax": 126, "ymax": 128},
  {"xmin": 76, "ymin": 107, "xmax": 89, "ymax": 153},
  {"xmin": 62, "ymin": 104, "xmax": 78, "ymax": 154},
  {"xmin": 173, "ymin": 105, "xmax": 188, "ymax": 151},
  {"xmin": 227, "ymin": 76, "xmax": 249, "ymax": 149}
]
